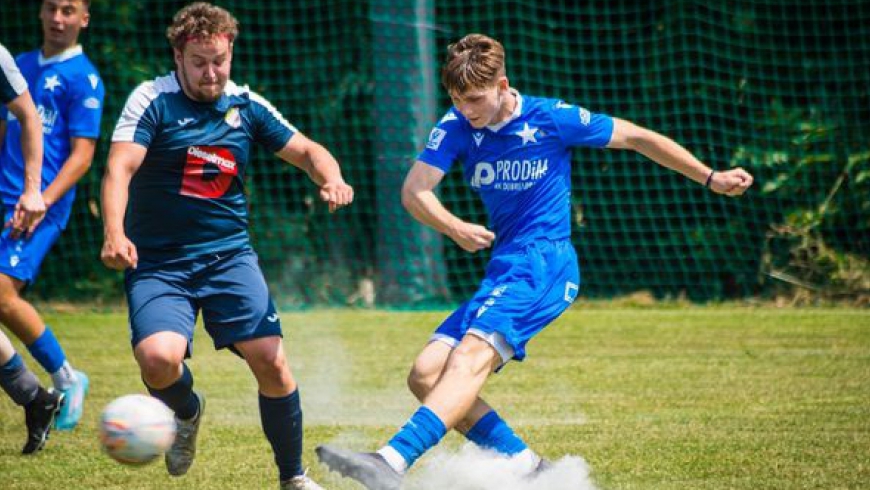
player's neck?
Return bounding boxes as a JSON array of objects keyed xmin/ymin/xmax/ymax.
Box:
[{"xmin": 492, "ymin": 89, "xmax": 518, "ymax": 126}]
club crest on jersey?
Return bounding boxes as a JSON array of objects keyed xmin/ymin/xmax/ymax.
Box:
[
  {"xmin": 224, "ymin": 107, "xmax": 241, "ymax": 128},
  {"xmin": 579, "ymin": 107, "xmax": 591, "ymax": 126}
]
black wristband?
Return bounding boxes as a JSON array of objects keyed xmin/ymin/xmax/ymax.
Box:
[{"xmin": 704, "ymin": 171, "xmax": 715, "ymax": 188}]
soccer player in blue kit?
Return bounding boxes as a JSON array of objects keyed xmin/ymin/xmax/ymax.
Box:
[
  {"xmin": 0, "ymin": 0, "xmax": 102, "ymax": 432},
  {"xmin": 317, "ymin": 33, "xmax": 754, "ymax": 489},
  {"xmin": 99, "ymin": 3, "xmax": 352, "ymax": 489},
  {"xmin": 0, "ymin": 40, "xmax": 65, "ymax": 455}
]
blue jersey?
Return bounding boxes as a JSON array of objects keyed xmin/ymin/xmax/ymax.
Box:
[
  {"xmin": 112, "ymin": 73, "xmax": 296, "ymax": 261},
  {"xmin": 0, "ymin": 46, "xmax": 104, "ymax": 226},
  {"xmin": 417, "ymin": 92, "xmax": 614, "ymax": 250}
]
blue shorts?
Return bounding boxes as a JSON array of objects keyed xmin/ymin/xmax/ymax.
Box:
[
  {"xmin": 0, "ymin": 210, "xmax": 63, "ymax": 284},
  {"xmin": 125, "ymin": 247, "xmax": 282, "ymax": 356},
  {"xmin": 433, "ymin": 239, "xmax": 580, "ymax": 363}
]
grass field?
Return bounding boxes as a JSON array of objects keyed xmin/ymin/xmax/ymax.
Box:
[{"xmin": 1, "ymin": 306, "xmax": 868, "ymax": 489}]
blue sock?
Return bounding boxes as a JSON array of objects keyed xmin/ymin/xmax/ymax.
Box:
[
  {"xmin": 465, "ymin": 410, "xmax": 528, "ymax": 456},
  {"xmin": 259, "ymin": 390, "xmax": 304, "ymax": 481},
  {"xmin": 146, "ymin": 363, "xmax": 199, "ymax": 420},
  {"xmin": 387, "ymin": 406, "xmax": 447, "ymax": 469},
  {"xmin": 26, "ymin": 327, "xmax": 66, "ymax": 374}
]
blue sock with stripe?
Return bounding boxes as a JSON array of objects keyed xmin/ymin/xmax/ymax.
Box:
[
  {"xmin": 386, "ymin": 406, "xmax": 447, "ymax": 469},
  {"xmin": 465, "ymin": 410, "xmax": 528, "ymax": 455}
]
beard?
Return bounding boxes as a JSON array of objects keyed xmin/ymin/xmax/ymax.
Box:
[{"xmin": 178, "ymin": 65, "xmax": 224, "ymax": 103}]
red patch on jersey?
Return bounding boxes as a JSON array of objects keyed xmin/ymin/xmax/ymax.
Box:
[{"xmin": 181, "ymin": 146, "xmax": 238, "ymax": 199}]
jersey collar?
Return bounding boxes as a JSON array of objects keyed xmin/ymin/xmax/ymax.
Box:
[
  {"xmin": 39, "ymin": 45, "xmax": 83, "ymax": 66},
  {"xmin": 486, "ymin": 89, "xmax": 523, "ymax": 132}
]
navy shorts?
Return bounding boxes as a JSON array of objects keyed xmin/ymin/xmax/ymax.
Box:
[
  {"xmin": 433, "ymin": 239, "xmax": 580, "ymax": 362},
  {"xmin": 0, "ymin": 209, "xmax": 63, "ymax": 284},
  {"xmin": 125, "ymin": 247, "xmax": 282, "ymax": 356}
]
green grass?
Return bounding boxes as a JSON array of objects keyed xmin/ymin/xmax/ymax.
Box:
[{"xmin": 1, "ymin": 307, "xmax": 868, "ymax": 489}]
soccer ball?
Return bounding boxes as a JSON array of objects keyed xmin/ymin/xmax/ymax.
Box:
[{"xmin": 99, "ymin": 394, "xmax": 177, "ymax": 465}]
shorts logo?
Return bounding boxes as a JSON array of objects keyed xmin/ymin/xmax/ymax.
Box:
[
  {"xmin": 267, "ymin": 313, "xmax": 279, "ymax": 323},
  {"xmin": 426, "ymin": 128, "xmax": 447, "ymax": 150},
  {"xmin": 9, "ymin": 255, "xmax": 19, "ymax": 268},
  {"xmin": 564, "ymin": 282, "xmax": 579, "ymax": 302}
]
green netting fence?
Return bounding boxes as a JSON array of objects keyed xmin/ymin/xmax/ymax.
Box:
[{"xmin": 1, "ymin": 0, "xmax": 868, "ymax": 307}]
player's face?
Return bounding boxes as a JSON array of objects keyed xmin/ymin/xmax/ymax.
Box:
[
  {"xmin": 40, "ymin": 0, "xmax": 89, "ymax": 56},
  {"xmin": 175, "ymin": 36, "xmax": 233, "ymax": 103},
  {"xmin": 449, "ymin": 77, "xmax": 512, "ymax": 129}
]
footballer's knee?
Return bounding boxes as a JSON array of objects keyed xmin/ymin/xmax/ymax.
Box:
[
  {"xmin": 407, "ymin": 364, "xmax": 437, "ymax": 401},
  {"xmin": 247, "ymin": 348, "xmax": 295, "ymax": 394},
  {"xmin": 136, "ymin": 349, "xmax": 184, "ymax": 388}
]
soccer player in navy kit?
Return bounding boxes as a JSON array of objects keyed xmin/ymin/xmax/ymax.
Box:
[
  {"xmin": 0, "ymin": 0, "xmax": 102, "ymax": 432},
  {"xmin": 0, "ymin": 40, "xmax": 65, "ymax": 455},
  {"xmin": 99, "ymin": 3, "xmax": 351, "ymax": 489},
  {"xmin": 317, "ymin": 33, "xmax": 754, "ymax": 489}
]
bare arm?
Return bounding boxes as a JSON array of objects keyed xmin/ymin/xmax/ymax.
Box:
[
  {"xmin": 4, "ymin": 89, "xmax": 46, "ymax": 236},
  {"xmin": 100, "ymin": 142, "xmax": 146, "ymax": 270},
  {"xmin": 401, "ymin": 161, "xmax": 494, "ymax": 253},
  {"xmin": 275, "ymin": 132, "xmax": 353, "ymax": 212},
  {"xmin": 42, "ymin": 136, "xmax": 96, "ymax": 208},
  {"xmin": 607, "ymin": 118, "xmax": 753, "ymax": 196}
]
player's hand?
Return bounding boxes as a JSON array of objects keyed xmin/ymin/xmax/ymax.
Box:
[
  {"xmin": 101, "ymin": 233, "xmax": 139, "ymax": 270},
  {"xmin": 6, "ymin": 190, "xmax": 47, "ymax": 239},
  {"xmin": 709, "ymin": 168, "xmax": 754, "ymax": 196},
  {"xmin": 319, "ymin": 181, "xmax": 354, "ymax": 213},
  {"xmin": 449, "ymin": 221, "xmax": 495, "ymax": 253}
]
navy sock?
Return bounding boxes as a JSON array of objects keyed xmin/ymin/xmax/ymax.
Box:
[
  {"xmin": 387, "ymin": 406, "xmax": 447, "ymax": 469},
  {"xmin": 259, "ymin": 390, "xmax": 304, "ymax": 481},
  {"xmin": 0, "ymin": 353, "xmax": 39, "ymax": 406},
  {"xmin": 26, "ymin": 327, "xmax": 66, "ymax": 374},
  {"xmin": 146, "ymin": 363, "xmax": 199, "ymax": 420},
  {"xmin": 465, "ymin": 410, "xmax": 528, "ymax": 456}
]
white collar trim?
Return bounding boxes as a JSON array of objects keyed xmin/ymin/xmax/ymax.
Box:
[{"xmin": 39, "ymin": 45, "xmax": 83, "ymax": 66}]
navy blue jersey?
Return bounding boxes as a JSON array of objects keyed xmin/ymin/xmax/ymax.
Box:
[
  {"xmin": 112, "ymin": 73, "xmax": 296, "ymax": 260},
  {"xmin": 0, "ymin": 46, "xmax": 104, "ymax": 226},
  {"xmin": 0, "ymin": 43, "xmax": 27, "ymax": 104},
  {"xmin": 417, "ymin": 92, "xmax": 614, "ymax": 250}
]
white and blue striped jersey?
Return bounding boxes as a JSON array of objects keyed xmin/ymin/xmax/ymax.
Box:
[
  {"xmin": 0, "ymin": 46, "xmax": 104, "ymax": 226},
  {"xmin": 112, "ymin": 72, "xmax": 297, "ymax": 260},
  {"xmin": 0, "ymin": 43, "xmax": 27, "ymax": 104},
  {"xmin": 417, "ymin": 92, "xmax": 614, "ymax": 250}
]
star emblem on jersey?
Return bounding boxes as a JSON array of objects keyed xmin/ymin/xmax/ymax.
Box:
[
  {"xmin": 44, "ymin": 75, "xmax": 61, "ymax": 92},
  {"xmin": 514, "ymin": 122, "xmax": 538, "ymax": 145}
]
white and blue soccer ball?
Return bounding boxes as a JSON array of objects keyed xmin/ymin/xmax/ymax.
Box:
[{"xmin": 99, "ymin": 394, "xmax": 177, "ymax": 465}]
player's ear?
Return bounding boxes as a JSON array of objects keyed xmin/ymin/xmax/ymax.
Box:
[
  {"xmin": 173, "ymin": 48, "xmax": 183, "ymax": 67},
  {"xmin": 496, "ymin": 76, "xmax": 509, "ymax": 92}
]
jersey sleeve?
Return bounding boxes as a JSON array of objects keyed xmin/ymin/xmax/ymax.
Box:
[
  {"xmin": 550, "ymin": 100, "xmax": 614, "ymax": 148},
  {"xmin": 248, "ymin": 91, "xmax": 297, "ymax": 153},
  {"xmin": 0, "ymin": 44, "xmax": 27, "ymax": 105},
  {"xmin": 416, "ymin": 109, "xmax": 467, "ymax": 172},
  {"xmin": 67, "ymin": 69, "xmax": 105, "ymax": 139},
  {"xmin": 112, "ymin": 82, "xmax": 160, "ymax": 147}
]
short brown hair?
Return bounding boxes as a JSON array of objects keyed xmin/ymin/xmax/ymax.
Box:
[
  {"xmin": 166, "ymin": 2, "xmax": 239, "ymax": 50},
  {"xmin": 441, "ymin": 34, "xmax": 506, "ymax": 95}
]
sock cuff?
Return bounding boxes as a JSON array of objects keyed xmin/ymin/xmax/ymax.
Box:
[
  {"xmin": 27, "ymin": 327, "xmax": 66, "ymax": 374},
  {"xmin": 0, "ymin": 353, "xmax": 24, "ymax": 375},
  {"xmin": 466, "ymin": 410, "xmax": 501, "ymax": 441}
]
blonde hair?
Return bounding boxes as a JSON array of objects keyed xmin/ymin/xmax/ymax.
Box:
[
  {"xmin": 166, "ymin": 2, "xmax": 239, "ymax": 50},
  {"xmin": 441, "ymin": 33, "xmax": 506, "ymax": 94}
]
